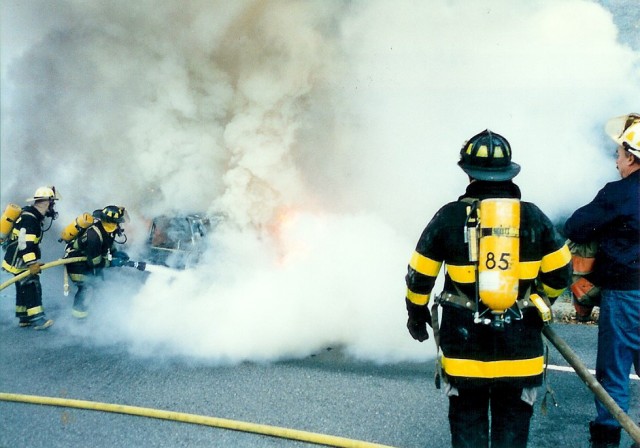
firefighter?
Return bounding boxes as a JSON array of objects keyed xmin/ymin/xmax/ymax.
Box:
[
  {"xmin": 564, "ymin": 113, "xmax": 640, "ymax": 448},
  {"xmin": 63, "ymin": 205, "xmax": 130, "ymax": 318},
  {"xmin": 404, "ymin": 130, "xmax": 571, "ymax": 448},
  {"xmin": 2, "ymin": 186, "xmax": 60, "ymax": 329}
]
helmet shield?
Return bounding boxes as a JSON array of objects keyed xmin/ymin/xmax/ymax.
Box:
[{"xmin": 458, "ymin": 130, "xmax": 521, "ymax": 181}]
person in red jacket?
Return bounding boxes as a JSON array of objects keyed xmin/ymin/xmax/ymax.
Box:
[
  {"xmin": 2, "ymin": 186, "xmax": 60, "ymax": 329},
  {"xmin": 564, "ymin": 113, "xmax": 640, "ymax": 448},
  {"xmin": 405, "ymin": 130, "xmax": 571, "ymax": 447}
]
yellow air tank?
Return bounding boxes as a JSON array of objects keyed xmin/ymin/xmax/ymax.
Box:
[
  {"xmin": 478, "ymin": 198, "xmax": 520, "ymax": 313},
  {"xmin": 60, "ymin": 213, "xmax": 94, "ymax": 242},
  {"xmin": 0, "ymin": 203, "xmax": 22, "ymax": 243}
]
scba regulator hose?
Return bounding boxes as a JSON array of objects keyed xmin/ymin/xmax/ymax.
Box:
[{"xmin": 0, "ymin": 392, "xmax": 395, "ymax": 448}]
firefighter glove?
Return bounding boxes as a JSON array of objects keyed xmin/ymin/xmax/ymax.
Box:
[
  {"xmin": 110, "ymin": 251, "xmax": 130, "ymax": 267},
  {"xmin": 407, "ymin": 318, "xmax": 429, "ymax": 342},
  {"xmin": 126, "ymin": 260, "xmax": 146, "ymax": 271},
  {"xmin": 27, "ymin": 263, "xmax": 43, "ymax": 276}
]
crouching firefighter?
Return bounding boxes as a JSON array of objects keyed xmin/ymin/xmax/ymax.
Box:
[
  {"xmin": 63, "ymin": 205, "xmax": 132, "ymax": 319},
  {"xmin": 1, "ymin": 186, "xmax": 61, "ymax": 329},
  {"xmin": 404, "ymin": 130, "xmax": 571, "ymax": 448}
]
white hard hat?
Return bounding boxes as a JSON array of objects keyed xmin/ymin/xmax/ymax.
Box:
[
  {"xmin": 26, "ymin": 186, "xmax": 61, "ymax": 203},
  {"xmin": 605, "ymin": 113, "xmax": 640, "ymax": 158}
]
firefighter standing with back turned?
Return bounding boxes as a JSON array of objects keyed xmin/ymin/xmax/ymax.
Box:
[
  {"xmin": 564, "ymin": 113, "xmax": 640, "ymax": 448},
  {"xmin": 2, "ymin": 186, "xmax": 60, "ymax": 329},
  {"xmin": 404, "ymin": 130, "xmax": 571, "ymax": 448},
  {"xmin": 63, "ymin": 205, "xmax": 130, "ymax": 318}
]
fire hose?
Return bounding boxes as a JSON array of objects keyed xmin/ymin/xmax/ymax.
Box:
[
  {"xmin": 0, "ymin": 256, "xmax": 149, "ymax": 292},
  {"xmin": 0, "ymin": 256, "xmax": 87, "ymax": 292},
  {"xmin": 543, "ymin": 326, "xmax": 640, "ymax": 444},
  {"xmin": 0, "ymin": 393, "xmax": 393, "ymax": 448}
]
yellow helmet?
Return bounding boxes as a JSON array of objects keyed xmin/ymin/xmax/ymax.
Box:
[
  {"xmin": 26, "ymin": 186, "xmax": 61, "ymax": 203},
  {"xmin": 605, "ymin": 113, "xmax": 640, "ymax": 158}
]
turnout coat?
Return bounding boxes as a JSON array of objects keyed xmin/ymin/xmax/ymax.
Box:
[{"xmin": 405, "ymin": 181, "xmax": 571, "ymax": 389}]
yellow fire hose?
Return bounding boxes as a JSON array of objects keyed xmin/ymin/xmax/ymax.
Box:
[
  {"xmin": 0, "ymin": 392, "xmax": 394, "ymax": 448},
  {"xmin": 543, "ymin": 326, "xmax": 640, "ymax": 444},
  {"xmin": 0, "ymin": 257, "xmax": 87, "ymax": 292}
]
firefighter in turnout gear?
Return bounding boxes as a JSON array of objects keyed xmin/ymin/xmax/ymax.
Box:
[
  {"xmin": 404, "ymin": 130, "xmax": 571, "ymax": 448},
  {"xmin": 2, "ymin": 186, "xmax": 60, "ymax": 329},
  {"xmin": 63, "ymin": 205, "xmax": 129, "ymax": 318}
]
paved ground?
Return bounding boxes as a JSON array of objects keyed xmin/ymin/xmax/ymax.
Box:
[{"xmin": 0, "ymin": 287, "xmax": 637, "ymax": 448}]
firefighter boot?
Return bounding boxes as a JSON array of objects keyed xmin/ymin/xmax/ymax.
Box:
[
  {"xmin": 31, "ymin": 316, "xmax": 53, "ymax": 330},
  {"xmin": 72, "ymin": 286, "xmax": 90, "ymax": 319},
  {"xmin": 72, "ymin": 293, "xmax": 88, "ymax": 319},
  {"xmin": 590, "ymin": 422, "xmax": 621, "ymax": 447}
]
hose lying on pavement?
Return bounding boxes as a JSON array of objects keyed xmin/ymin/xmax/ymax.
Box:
[
  {"xmin": 0, "ymin": 393, "xmax": 395, "ymax": 448},
  {"xmin": 0, "ymin": 257, "xmax": 87, "ymax": 292},
  {"xmin": 542, "ymin": 326, "xmax": 640, "ymax": 444}
]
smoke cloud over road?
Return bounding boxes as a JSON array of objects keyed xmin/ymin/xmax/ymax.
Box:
[{"xmin": 1, "ymin": 0, "xmax": 639, "ymax": 363}]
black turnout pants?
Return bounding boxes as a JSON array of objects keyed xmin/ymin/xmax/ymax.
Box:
[
  {"xmin": 15, "ymin": 275, "xmax": 44, "ymax": 320},
  {"xmin": 448, "ymin": 384, "xmax": 534, "ymax": 448}
]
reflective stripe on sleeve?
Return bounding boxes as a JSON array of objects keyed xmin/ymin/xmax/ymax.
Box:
[
  {"xmin": 442, "ymin": 355, "xmax": 544, "ymax": 378},
  {"xmin": 541, "ymin": 283, "xmax": 566, "ymax": 299},
  {"xmin": 409, "ymin": 252, "xmax": 442, "ymax": 277},
  {"xmin": 519, "ymin": 261, "xmax": 541, "ymax": 280},
  {"xmin": 541, "ymin": 245, "xmax": 571, "ymax": 273},
  {"xmin": 22, "ymin": 253, "xmax": 36, "ymax": 263},
  {"xmin": 406, "ymin": 289, "xmax": 430, "ymax": 306}
]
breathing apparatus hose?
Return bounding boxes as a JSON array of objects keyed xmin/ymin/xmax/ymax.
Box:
[
  {"xmin": 0, "ymin": 392, "xmax": 394, "ymax": 448},
  {"xmin": 542, "ymin": 326, "xmax": 640, "ymax": 444},
  {"xmin": 0, "ymin": 256, "xmax": 87, "ymax": 292}
]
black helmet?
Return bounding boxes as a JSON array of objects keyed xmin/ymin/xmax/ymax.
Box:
[
  {"xmin": 93, "ymin": 205, "xmax": 127, "ymax": 223},
  {"xmin": 458, "ymin": 129, "xmax": 520, "ymax": 181}
]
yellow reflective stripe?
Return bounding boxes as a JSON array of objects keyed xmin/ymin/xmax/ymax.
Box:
[
  {"xmin": 442, "ymin": 355, "xmax": 544, "ymax": 378},
  {"xmin": 541, "ymin": 283, "xmax": 566, "ymax": 299},
  {"xmin": 24, "ymin": 234, "xmax": 40, "ymax": 243},
  {"xmin": 27, "ymin": 306, "xmax": 44, "ymax": 316},
  {"xmin": 90, "ymin": 255, "xmax": 102, "ymax": 265},
  {"xmin": 519, "ymin": 261, "xmax": 540, "ymax": 280},
  {"xmin": 2, "ymin": 260, "xmax": 23, "ymax": 274},
  {"xmin": 446, "ymin": 264, "xmax": 475, "ymax": 283},
  {"xmin": 16, "ymin": 306, "xmax": 27, "ymax": 313},
  {"xmin": 406, "ymin": 289, "xmax": 430, "ymax": 306},
  {"xmin": 69, "ymin": 273, "xmax": 86, "ymax": 282},
  {"xmin": 541, "ymin": 245, "xmax": 571, "ymax": 273},
  {"xmin": 22, "ymin": 253, "xmax": 36, "ymax": 263},
  {"xmin": 409, "ymin": 252, "xmax": 442, "ymax": 277}
]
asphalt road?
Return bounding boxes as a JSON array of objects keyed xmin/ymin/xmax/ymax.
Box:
[{"xmin": 1, "ymin": 291, "xmax": 638, "ymax": 448}]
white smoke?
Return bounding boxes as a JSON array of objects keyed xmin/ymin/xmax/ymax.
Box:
[{"xmin": 1, "ymin": 0, "xmax": 639, "ymax": 363}]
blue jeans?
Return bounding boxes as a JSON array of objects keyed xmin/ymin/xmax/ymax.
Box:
[{"xmin": 594, "ymin": 289, "xmax": 640, "ymax": 427}]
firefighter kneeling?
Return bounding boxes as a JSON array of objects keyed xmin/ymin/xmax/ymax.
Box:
[{"xmin": 62, "ymin": 205, "xmax": 142, "ymax": 318}]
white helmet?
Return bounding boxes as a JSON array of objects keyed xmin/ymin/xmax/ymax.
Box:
[
  {"xmin": 26, "ymin": 186, "xmax": 61, "ymax": 203},
  {"xmin": 605, "ymin": 113, "xmax": 640, "ymax": 158}
]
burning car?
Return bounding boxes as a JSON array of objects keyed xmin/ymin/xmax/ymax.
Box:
[{"xmin": 144, "ymin": 213, "xmax": 218, "ymax": 269}]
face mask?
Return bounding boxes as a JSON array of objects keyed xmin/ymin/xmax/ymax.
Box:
[
  {"xmin": 45, "ymin": 201, "xmax": 58, "ymax": 220},
  {"xmin": 102, "ymin": 221, "xmax": 117, "ymax": 233}
]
